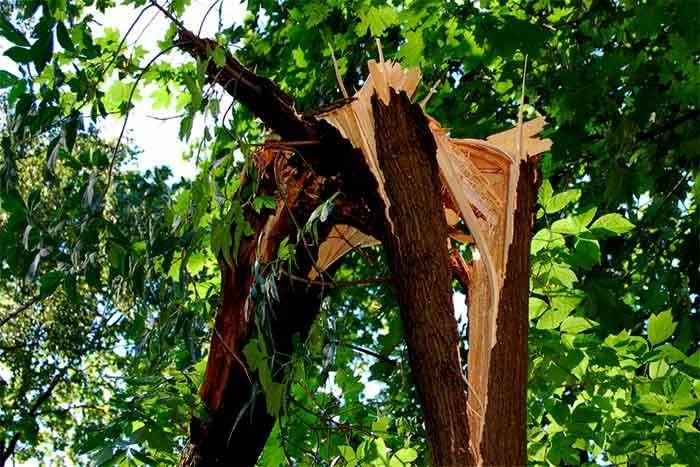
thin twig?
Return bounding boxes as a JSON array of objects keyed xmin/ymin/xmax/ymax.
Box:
[
  {"xmin": 516, "ymin": 54, "xmax": 528, "ymax": 160},
  {"xmin": 105, "ymin": 43, "xmax": 182, "ymax": 193},
  {"xmin": 146, "ymin": 112, "xmax": 185, "ymax": 121},
  {"xmin": 375, "ymin": 38, "xmax": 384, "ymax": 64},
  {"xmin": 420, "ymin": 78, "xmax": 442, "ymax": 108},
  {"xmin": 257, "ymin": 140, "xmax": 321, "ymax": 147},
  {"xmin": 333, "ymin": 340, "xmax": 395, "ymax": 364},
  {"xmin": 102, "ymin": 4, "xmax": 154, "ymax": 80},
  {"xmin": 149, "ymin": 0, "xmax": 187, "ymax": 31},
  {"xmin": 214, "ymin": 326, "xmax": 252, "ymax": 383},
  {"xmin": 328, "ymin": 44, "xmax": 349, "ymax": 99},
  {"xmin": 281, "ymin": 269, "xmax": 391, "ymax": 288},
  {"xmin": 0, "ymin": 296, "xmax": 39, "ymax": 329},
  {"xmin": 198, "ymin": 0, "xmax": 222, "ymax": 36}
]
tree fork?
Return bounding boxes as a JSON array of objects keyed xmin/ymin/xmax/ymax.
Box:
[{"xmin": 373, "ymin": 90, "xmax": 473, "ymax": 466}]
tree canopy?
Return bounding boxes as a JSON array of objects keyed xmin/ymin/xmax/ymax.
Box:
[{"xmin": 0, "ymin": 0, "xmax": 698, "ymax": 465}]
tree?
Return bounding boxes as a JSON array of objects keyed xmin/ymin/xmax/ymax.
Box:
[{"xmin": 1, "ymin": 0, "xmax": 699, "ymax": 466}]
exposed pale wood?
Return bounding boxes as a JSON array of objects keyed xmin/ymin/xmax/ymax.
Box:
[
  {"xmin": 468, "ymin": 159, "xmax": 539, "ymax": 466},
  {"xmin": 313, "ymin": 59, "xmax": 551, "ymax": 467},
  {"xmin": 317, "ymin": 60, "xmax": 421, "ymax": 233},
  {"xmin": 316, "ymin": 61, "xmax": 550, "ymax": 322},
  {"xmin": 309, "ymin": 224, "xmax": 379, "ymax": 280},
  {"xmin": 486, "ymin": 116, "xmax": 551, "ymax": 159},
  {"xmin": 175, "ymin": 29, "xmax": 551, "ymax": 464}
]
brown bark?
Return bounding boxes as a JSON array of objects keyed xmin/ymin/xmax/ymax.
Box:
[
  {"xmin": 174, "ymin": 25, "xmax": 539, "ymax": 467},
  {"xmin": 177, "ymin": 142, "xmax": 379, "ymax": 466},
  {"xmin": 467, "ymin": 159, "xmax": 540, "ymax": 466},
  {"xmin": 177, "ymin": 30, "xmax": 313, "ymax": 141},
  {"xmin": 373, "ymin": 90, "xmax": 473, "ymax": 466},
  {"xmin": 175, "ymin": 26, "xmax": 385, "ymax": 466}
]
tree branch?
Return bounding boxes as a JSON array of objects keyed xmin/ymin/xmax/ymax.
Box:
[
  {"xmin": 175, "ymin": 28, "xmax": 313, "ymax": 140},
  {"xmin": 0, "ymin": 296, "xmax": 39, "ymax": 329},
  {"xmin": 0, "ymin": 367, "xmax": 68, "ymax": 464}
]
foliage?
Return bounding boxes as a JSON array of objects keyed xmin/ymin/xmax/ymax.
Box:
[{"xmin": 0, "ymin": 0, "xmax": 697, "ymax": 465}]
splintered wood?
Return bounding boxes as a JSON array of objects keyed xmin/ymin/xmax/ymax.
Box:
[
  {"xmin": 312, "ymin": 59, "xmax": 551, "ymax": 465},
  {"xmin": 312, "ymin": 59, "xmax": 551, "ymax": 313}
]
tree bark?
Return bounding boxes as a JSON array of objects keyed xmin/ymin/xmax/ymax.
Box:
[
  {"xmin": 373, "ymin": 90, "xmax": 473, "ymax": 466},
  {"xmin": 175, "ymin": 25, "xmax": 539, "ymax": 467},
  {"xmin": 467, "ymin": 159, "xmax": 540, "ymax": 466},
  {"xmin": 176, "ymin": 27, "xmax": 385, "ymax": 466}
]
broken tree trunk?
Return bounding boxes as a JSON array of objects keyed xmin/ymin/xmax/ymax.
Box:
[
  {"xmin": 465, "ymin": 160, "xmax": 540, "ymax": 466},
  {"xmin": 174, "ymin": 23, "xmax": 551, "ymax": 466},
  {"xmin": 177, "ymin": 145, "xmax": 380, "ymax": 466},
  {"xmin": 374, "ymin": 90, "xmax": 473, "ymax": 465},
  {"xmin": 177, "ymin": 29, "xmax": 385, "ymax": 467}
]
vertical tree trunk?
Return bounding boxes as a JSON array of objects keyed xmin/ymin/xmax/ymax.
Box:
[
  {"xmin": 373, "ymin": 90, "xmax": 473, "ymax": 466},
  {"xmin": 178, "ymin": 229, "xmax": 326, "ymax": 466},
  {"xmin": 467, "ymin": 160, "xmax": 539, "ymax": 466}
]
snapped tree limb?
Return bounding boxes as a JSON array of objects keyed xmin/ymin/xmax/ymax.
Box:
[{"xmin": 174, "ymin": 23, "xmax": 551, "ymax": 466}]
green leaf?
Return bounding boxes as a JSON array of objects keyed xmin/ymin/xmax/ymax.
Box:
[
  {"xmin": 590, "ymin": 213, "xmax": 635, "ymax": 236},
  {"xmin": 211, "ymin": 220, "xmax": 233, "ymax": 267},
  {"xmin": 372, "ymin": 415, "xmax": 391, "ymax": 435},
  {"xmin": 543, "ymin": 189, "xmax": 581, "ymax": 214},
  {"xmin": 529, "ymin": 297, "xmax": 548, "ymax": 320},
  {"xmin": 647, "ymin": 310, "xmax": 676, "ymax": 346},
  {"xmin": 393, "ymin": 448, "xmax": 418, "ymax": 463},
  {"xmin": 211, "ymin": 46, "xmax": 226, "ymax": 67},
  {"xmin": 356, "ymin": 5, "xmax": 400, "ymax": 36},
  {"xmin": 536, "ymin": 307, "xmax": 570, "ymax": 330},
  {"xmin": 0, "ymin": 15, "xmax": 29, "ymax": 46},
  {"xmin": 252, "ymin": 195, "xmax": 276, "ymax": 213},
  {"xmin": 538, "ymin": 180, "xmax": 554, "ymax": 207},
  {"xmin": 398, "ymin": 29, "xmax": 424, "ymax": 67},
  {"xmin": 183, "ymin": 73, "xmax": 202, "ymax": 111},
  {"xmin": 92, "ymin": 446, "xmax": 115, "ymax": 466},
  {"xmin": 146, "ymin": 427, "xmax": 171, "ymax": 451},
  {"xmin": 187, "ymin": 251, "xmax": 207, "ymax": 275},
  {"xmin": 560, "ymin": 316, "xmax": 597, "ymax": 334},
  {"xmin": 531, "ymin": 228, "xmax": 565, "ymax": 254},
  {"xmin": 63, "ymin": 274, "xmax": 78, "ymax": 303},
  {"xmin": 551, "ymin": 216, "xmax": 581, "ymax": 235},
  {"xmin": 4, "ymin": 46, "xmax": 33, "ymax": 63},
  {"xmin": 104, "ymin": 81, "xmax": 135, "ymax": 114},
  {"xmin": 39, "ymin": 271, "xmax": 65, "ymax": 297},
  {"xmin": 0, "ymin": 70, "xmax": 19, "ymax": 88},
  {"xmin": 30, "ymin": 23, "xmax": 54, "ymax": 72},
  {"xmin": 292, "ymin": 47, "xmax": 308, "ymax": 68},
  {"xmin": 550, "ymin": 291, "xmax": 584, "ymax": 315},
  {"xmin": 338, "ymin": 445, "xmax": 357, "ymax": 461},
  {"xmin": 648, "ymin": 359, "xmax": 669, "ymax": 379},
  {"xmin": 56, "ymin": 22, "xmax": 74, "ymax": 51},
  {"xmin": 264, "ymin": 382, "xmax": 285, "ymax": 416},
  {"xmin": 570, "ymin": 236, "xmax": 600, "ymax": 269},
  {"xmin": 573, "ymin": 206, "xmax": 597, "ymax": 228},
  {"xmin": 548, "ymin": 263, "xmax": 578, "ymax": 288},
  {"xmin": 572, "ymin": 405, "xmax": 600, "ymax": 423}
]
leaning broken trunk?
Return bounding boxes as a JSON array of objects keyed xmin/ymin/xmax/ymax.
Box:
[{"xmin": 176, "ymin": 27, "xmax": 550, "ymax": 466}]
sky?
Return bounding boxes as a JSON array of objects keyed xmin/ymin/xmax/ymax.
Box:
[{"xmin": 93, "ymin": 0, "xmax": 247, "ymax": 181}]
